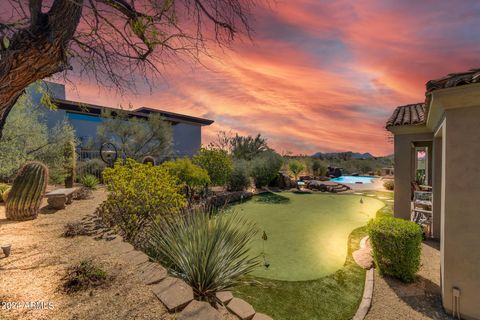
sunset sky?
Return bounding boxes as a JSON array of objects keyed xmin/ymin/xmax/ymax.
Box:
[{"xmin": 63, "ymin": 0, "xmax": 480, "ymax": 156}]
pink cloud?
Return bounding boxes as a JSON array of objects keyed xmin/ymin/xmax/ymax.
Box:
[{"xmin": 59, "ymin": 0, "xmax": 480, "ymax": 156}]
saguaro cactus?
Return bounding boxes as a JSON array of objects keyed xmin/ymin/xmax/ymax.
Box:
[
  {"xmin": 6, "ymin": 162, "xmax": 48, "ymax": 221},
  {"xmin": 64, "ymin": 140, "xmax": 77, "ymax": 188}
]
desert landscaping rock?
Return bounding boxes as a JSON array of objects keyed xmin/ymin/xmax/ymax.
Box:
[
  {"xmin": 177, "ymin": 300, "xmax": 222, "ymax": 320},
  {"xmin": 252, "ymin": 313, "xmax": 273, "ymax": 320},
  {"xmin": 152, "ymin": 277, "xmax": 194, "ymax": 311},
  {"xmin": 121, "ymin": 249, "xmax": 150, "ymax": 265},
  {"xmin": 227, "ymin": 297, "xmax": 255, "ymax": 320},
  {"xmin": 138, "ymin": 262, "xmax": 168, "ymax": 285},
  {"xmin": 216, "ymin": 291, "xmax": 234, "ymax": 304},
  {"xmin": 110, "ymin": 237, "xmax": 135, "ymax": 253},
  {"xmin": 353, "ymin": 247, "xmax": 373, "ymax": 269}
]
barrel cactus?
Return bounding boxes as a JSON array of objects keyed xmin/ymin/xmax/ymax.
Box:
[
  {"xmin": 64, "ymin": 140, "xmax": 77, "ymax": 188},
  {"xmin": 6, "ymin": 162, "xmax": 48, "ymax": 221}
]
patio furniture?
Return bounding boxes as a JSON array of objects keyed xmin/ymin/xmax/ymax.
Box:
[
  {"xmin": 45, "ymin": 188, "xmax": 78, "ymax": 210},
  {"xmin": 411, "ymin": 190, "xmax": 433, "ymax": 238}
]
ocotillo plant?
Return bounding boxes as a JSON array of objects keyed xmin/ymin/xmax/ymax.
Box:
[
  {"xmin": 6, "ymin": 162, "xmax": 48, "ymax": 221},
  {"xmin": 64, "ymin": 140, "xmax": 77, "ymax": 188}
]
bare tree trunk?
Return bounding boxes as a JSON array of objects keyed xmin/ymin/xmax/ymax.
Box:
[{"xmin": 0, "ymin": 0, "xmax": 84, "ymax": 139}]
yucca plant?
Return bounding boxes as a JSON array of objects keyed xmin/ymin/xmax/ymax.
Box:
[{"xmin": 149, "ymin": 207, "xmax": 259, "ymax": 303}]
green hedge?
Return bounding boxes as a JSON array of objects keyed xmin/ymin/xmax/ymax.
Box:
[{"xmin": 368, "ymin": 217, "xmax": 422, "ymax": 282}]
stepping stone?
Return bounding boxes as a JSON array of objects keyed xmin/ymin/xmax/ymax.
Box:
[
  {"xmin": 139, "ymin": 262, "xmax": 168, "ymax": 285},
  {"xmin": 352, "ymin": 247, "xmax": 373, "ymax": 269},
  {"xmin": 353, "ymin": 192, "xmax": 364, "ymax": 195},
  {"xmin": 216, "ymin": 291, "xmax": 233, "ymax": 304},
  {"xmin": 253, "ymin": 313, "xmax": 273, "ymax": 320},
  {"xmin": 110, "ymin": 238, "xmax": 134, "ymax": 254},
  {"xmin": 152, "ymin": 277, "xmax": 193, "ymax": 311},
  {"xmin": 387, "ymin": 199, "xmax": 394, "ymax": 203},
  {"xmin": 378, "ymin": 196, "xmax": 389, "ymax": 200},
  {"xmin": 177, "ymin": 300, "xmax": 222, "ymax": 320},
  {"xmin": 227, "ymin": 297, "xmax": 255, "ymax": 320},
  {"xmin": 122, "ymin": 250, "xmax": 149, "ymax": 266},
  {"xmin": 366, "ymin": 194, "xmax": 376, "ymax": 197}
]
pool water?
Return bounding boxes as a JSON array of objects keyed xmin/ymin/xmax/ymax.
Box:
[{"xmin": 330, "ymin": 175, "xmax": 374, "ymax": 184}]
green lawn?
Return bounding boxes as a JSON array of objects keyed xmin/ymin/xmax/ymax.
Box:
[
  {"xmin": 233, "ymin": 192, "xmax": 384, "ymax": 281},
  {"xmin": 232, "ymin": 191, "xmax": 392, "ymax": 320}
]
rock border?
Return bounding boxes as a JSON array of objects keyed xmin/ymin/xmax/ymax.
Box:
[
  {"xmin": 108, "ymin": 234, "xmax": 273, "ymax": 320},
  {"xmin": 352, "ymin": 236, "xmax": 375, "ymax": 320}
]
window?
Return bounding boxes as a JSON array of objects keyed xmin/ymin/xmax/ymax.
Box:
[{"xmin": 67, "ymin": 112, "xmax": 103, "ymax": 123}]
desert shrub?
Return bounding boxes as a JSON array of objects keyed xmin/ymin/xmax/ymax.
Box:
[
  {"xmin": 383, "ymin": 180, "xmax": 394, "ymax": 190},
  {"xmin": 250, "ymin": 151, "xmax": 283, "ymax": 187},
  {"xmin": 368, "ymin": 217, "xmax": 422, "ymax": 282},
  {"xmin": 74, "ymin": 174, "xmax": 100, "ymax": 200},
  {"xmin": 81, "ymin": 174, "xmax": 99, "ymax": 189},
  {"xmin": 311, "ymin": 159, "xmax": 327, "ymax": 177},
  {"xmin": 149, "ymin": 207, "xmax": 259, "ymax": 302},
  {"xmin": 61, "ymin": 260, "xmax": 108, "ymax": 293},
  {"xmin": 193, "ymin": 147, "xmax": 233, "ymax": 187},
  {"xmin": 0, "ymin": 183, "xmax": 9, "ymax": 202},
  {"xmin": 101, "ymin": 159, "xmax": 186, "ymax": 245},
  {"xmin": 161, "ymin": 158, "xmax": 210, "ymax": 200},
  {"xmin": 228, "ymin": 160, "xmax": 251, "ymax": 191},
  {"xmin": 77, "ymin": 159, "xmax": 106, "ymax": 182},
  {"xmin": 2, "ymin": 187, "xmax": 11, "ymax": 203}
]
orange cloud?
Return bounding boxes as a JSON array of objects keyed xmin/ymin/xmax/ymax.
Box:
[{"xmin": 60, "ymin": 0, "xmax": 480, "ymax": 156}]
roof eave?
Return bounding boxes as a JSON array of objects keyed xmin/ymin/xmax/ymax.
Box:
[
  {"xmin": 386, "ymin": 124, "xmax": 431, "ymax": 135},
  {"xmin": 51, "ymin": 98, "xmax": 214, "ymax": 126}
]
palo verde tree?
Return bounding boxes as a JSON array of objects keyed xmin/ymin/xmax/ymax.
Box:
[
  {"xmin": 0, "ymin": 0, "xmax": 258, "ymax": 139},
  {"xmin": 97, "ymin": 109, "xmax": 172, "ymax": 161}
]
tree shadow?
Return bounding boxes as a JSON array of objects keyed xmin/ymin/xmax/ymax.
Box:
[
  {"xmin": 383, "ymin": 274, "xmax": 453, "ymax": 320},
  {"xmin": 423, "ymin": 239, "xmax": 440, "ymax": 250},
  {"xmin": 0, "ymin": 218, "xmax": 18, "ymax": 226},
  {"xmin": 254, "ymin": 192, "xmax": 291, "ymax": 204},
  {"xmin": 39, "ymin": 205, "xmax": 61, "ymax": 215}
]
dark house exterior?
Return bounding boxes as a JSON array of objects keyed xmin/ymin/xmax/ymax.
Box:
[{"xmin": 27, "ymin": 82, "xmax": 213, "ymax": 159}]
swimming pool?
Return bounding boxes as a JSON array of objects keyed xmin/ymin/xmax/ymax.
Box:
[{"xmin": 330, "ymin": 175, "xmax": 375, "ymax": 184}]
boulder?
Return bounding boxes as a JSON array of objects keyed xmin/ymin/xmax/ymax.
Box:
[
  {"xmin": 306, "ymin": 180, "xmax": 327, "ymax": 192},
  {"xmin": 299, "ymin": 175, "xmax": 313, "ymax": 181},
  {"xmin": 277, "ymin": 172, "xmax": 296, "ymax": 189},
  {"xmin": 207, "ymin": 191, "xmax": 253, "ymax": 207}
]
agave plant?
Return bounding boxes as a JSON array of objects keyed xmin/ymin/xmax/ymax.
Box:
[
  {"xmin": 149, "ymin": 207, "xmax": 259, "ymax": 302},
  {"xmin": 80, "ymin": 174, "xmax": 99, "ymax": 189}
]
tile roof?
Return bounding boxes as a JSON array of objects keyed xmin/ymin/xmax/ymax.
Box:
[
  {"xmin": 386, "ymin": 103, "xmax": 426, "ymax": 128},
  {"xmin": 426, "ymin": 68, "xmax": 480, "ymax": 93}
]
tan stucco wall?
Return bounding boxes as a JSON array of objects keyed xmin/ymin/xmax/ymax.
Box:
[
  {"xmin": 441, "ymin": 106, "xmax": 480, "ymax": 319},
  {"xmin": 393, "ymin": 132, "xmax": 433, "ymax": 220},
  {"xmin": 432, "ymin": 136, "xmax": 442, "ymax": 239}
]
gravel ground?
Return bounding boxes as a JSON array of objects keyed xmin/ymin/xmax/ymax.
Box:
[
  {"xmin": 0, "ymin": 188, "xmax": 236, "ymax": 320},
  {"xmin": 365, "ymin": 240, "xmax": 453, "ymax": 320}
]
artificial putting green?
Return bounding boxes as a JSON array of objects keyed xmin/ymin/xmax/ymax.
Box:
[{"xmin": 232, "ymin": 192, "xmax": 384, "ymax": 281}]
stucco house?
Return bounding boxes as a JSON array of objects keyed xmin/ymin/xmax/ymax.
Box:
[
  {"xmin": 386, "ymin": 68, "xmax": 480, "ymax": 320},
  {"xmin": 27, "ymin": 82, "xmax": 213, "ymax": 160}
]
